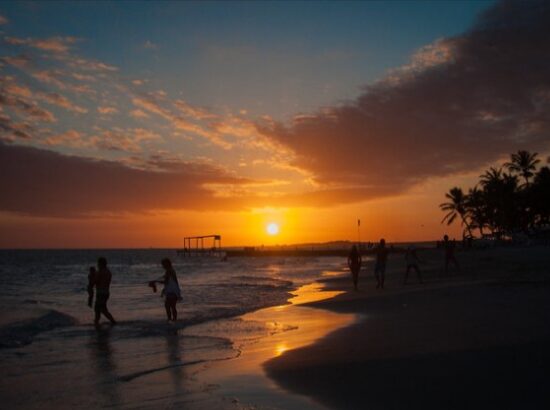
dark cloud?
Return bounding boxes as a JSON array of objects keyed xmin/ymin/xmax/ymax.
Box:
[
  {"xmin": 259, "ymin": 0, "xmax": 550, "ymax": 201},
  {"xmin": 0, "ymin": 142, "xmax": 249, "ymax": 217}
]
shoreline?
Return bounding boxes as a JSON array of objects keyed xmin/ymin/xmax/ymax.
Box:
[
  {"xmin": 183, "ymin": 282, "xmax": 358, "ymax": 409},
  {"xmin": 263, "ymin": 246, "xmax": 550, "ymax": 409}
]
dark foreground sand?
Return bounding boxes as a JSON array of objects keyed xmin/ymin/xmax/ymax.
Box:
[{"xmin": 264, "ymin": 247, "xmax": 550, "ymax": 410}]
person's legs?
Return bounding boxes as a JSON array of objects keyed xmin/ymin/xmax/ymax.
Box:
[
  {"xmin": 171, "ymin": 301, "xmax": 177, "ymax": 321},
  {"xmin": 380, "ymin": 264, "xmax": 386, "ymax": 289},
  {"xmin": 405, "ymin": 265, "xmax": 411, "ymax": 284},
  {"xmin": 101, "ymin": 306, "xmax": 116, "ymax": 324},
  {"xmin": 414, "ymin": 265, "xmax": 423, "ymax": 283},
  {"xmin": 164, "ymin": 299, "xmax": 173, "ymax": 321},
  {"xmin": 94, "ymin": 305, "xmax": 101, "ymax": 325},
  {"xmin": 374, "ymin": 266, "xmax": 380, "ymax": 288},
  {"xmin": 352, "ymin": 268, "xmax": 359, "ymax": 290}
]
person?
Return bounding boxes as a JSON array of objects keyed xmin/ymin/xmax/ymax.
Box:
[
  {"xmin": 404, "ymin": 245, "xmax": 423, "ymax": 284},
  {"xmin": 374, "ymin": 239, "xmax": 389, "ymax": 289},
  {"xmin": 87, "ymin": 266, "xmax": 96, "ymax": 307},
  {"xmin": 347, "ymin": 245, "xmax": 362, "ymax": 291},
  {"xmin": 443, "ymin": 234, "xmax": 460, "ymax": 275},
  {"xmin": 90, "ymin": 257, "xmax": 116, "ymax": 326},
  {"xmin": 149, "ymin": 258, "xmax": 182, "ymax": 322}
]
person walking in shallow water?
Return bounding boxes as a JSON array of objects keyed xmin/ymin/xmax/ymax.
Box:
[
  {"xmin": 374, "ymin": 239, "xmax": 389, "ymax": 289},
  {"xmin": 347, "ymin": 245, "xmax": 362, "ymax": 291},
  {"xmin": 149, "ymin": 258, "xmax": 182, "ymax": 322},
  {"xmin": 89, "ymin": 257, "xmax": 116, "ymax": 326}
]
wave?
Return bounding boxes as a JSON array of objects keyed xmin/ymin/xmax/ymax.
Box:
[{"xmin": 0, "ymin": 309, "xmax": 78, "ymax": 349}]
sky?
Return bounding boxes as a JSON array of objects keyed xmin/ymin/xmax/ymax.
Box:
[{"xmin": 1, "ymin": 0, "xmax": 549, "ymax": 248}]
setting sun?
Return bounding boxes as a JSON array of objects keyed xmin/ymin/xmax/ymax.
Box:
[{"xmin": 267, "ymin": 223, "xmax": 280, "ymax": 236}]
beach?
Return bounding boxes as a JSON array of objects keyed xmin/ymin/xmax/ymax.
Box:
[
  {"xmin": 264, "ymin": 246, "xmax": 550, "ymax": 409},
  {"xmin": 1, "ymin": 246, "xmax": 550, "ymax": 409}
]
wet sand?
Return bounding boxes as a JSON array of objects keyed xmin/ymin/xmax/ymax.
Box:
[{"xmin": 264, "ymin": 246, "xmax": 550, "ymax": 409}]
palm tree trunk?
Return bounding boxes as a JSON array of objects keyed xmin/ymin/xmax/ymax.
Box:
[{"xmin": 460, "ymin": 214, "xmax": 473, "ymax": 237}]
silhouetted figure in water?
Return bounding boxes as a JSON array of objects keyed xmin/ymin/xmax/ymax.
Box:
[
  {"xmin": 443, "ymin": 235, "xmax": 460, "ymax": 275},
  {"xmin": 347, "ymin": 245, "xmax": 362, "ymax": 290},
  {"xmin": 90, "ymin": 257, "xmax": 116, "ymax": 326},
  {"xmin": 374, "ymin": 239, "xmax": 389, "ymax": 289},
  {"xmin": 404, "ymin": 245, "xmax": 423, "ymax": 284},
  {"xmin": 87, "ymin": 266, "xmax": 96, "ymax": 307},
  {"xmin": 149, "ymin": 258, "xmax": 182, "ymax": 322}
]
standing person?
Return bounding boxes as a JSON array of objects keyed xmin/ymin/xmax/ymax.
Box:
[
  {"xmin": 347, "ymin": 245, "xmax": 362, "ymax": 291},
  {"xmin": 404, "ymin": 245, "xmax": 423, "ymax": 284},
  {"xmin": 443, "ymin": 235, "xmax": 460, "ymax": 275},
  {"xmin": 374, "ymin": 239, "xmax": 389, "ymax": 289},
  {"xmin": 91, "ymin": 257, "xmax": 116, "ymax": 326},
  {"xmin": 149, "ymin": 258, "xmax": 182, "ymax": 322}
]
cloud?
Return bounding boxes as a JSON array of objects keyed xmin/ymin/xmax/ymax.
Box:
[
  {"xmin": 5, "ymin": 36, "xmax": 80, "ymax": 54},
  {"xmin": 97, "ymin": 106, "xmax": 118, "ymax": 115},
  {"xmin": 0, "ymin": 142, "xmax": 250, "ymax": 217},
  {"xmin": 0, "ymin": 78, "xmax": 56, "ymax": 122},
  {"xmin": 0, "ymin": 15, "xmax": 9, "ymax": 25},
  {"xmin": 0, "ymin": 112, "xmax": 34, "ymax": 140},
  {"xmin": 44, "ymin": 129, "xmax": 86, "ymax": 147},
  {"xmin": 41, "ymin": 92, "xmax": 88, "ymax": 114},
  {"xmin": 259, "ymin": 0, "xmax": 550, "ymax": 203},
  {"xmin": 129, "ymin": 109, "xmax": 149, "ymax": 119},
  {"xmin": 88, "ymin": 127, "xmax": 162, "ymax": 153},
  {"xmin": 0, "ymin": 54, "xmax": 31, "ymax": 68},
  {"xmin": 132, "ymin": 94, "xmax": 234, "ymax": 149}
]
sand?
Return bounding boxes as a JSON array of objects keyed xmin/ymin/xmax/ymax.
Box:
[{"xmin": 264, "ymin": 246, "xmax": 550, "ymax": 409}]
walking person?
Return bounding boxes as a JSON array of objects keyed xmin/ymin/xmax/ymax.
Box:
[
  {"xmin": 347, "ymin": 245, "xmax": 362, "ymax": 291},
  {"xmin": 149, "ymin": 258, "xmax": 182, "ymax": 322},
  {"xmin": 89, "ymin": 257, "xmax": 116, "ymax": 327},
  {"xmin": 443, "ymin": 235, "xmax": 460, "ymax": 275},
  {"xmin": 404, "ymin": 245, "xmax": 423, "ymax": 284},
  {"xmin": 374, "ymin": 239, "xmax": 389, "ymax": 289}
]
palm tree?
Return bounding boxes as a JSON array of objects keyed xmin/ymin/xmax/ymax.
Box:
[
  {"xmin": 440, "ymin": 187, "xmax": 473, "ymax": 237},
  {"xmin": 504, "ymin": 150, "xmax": 540, "ymax": 185},
  {"xmin": 466, "ymin": 186, "xmax": 487, "ymax": 236}
]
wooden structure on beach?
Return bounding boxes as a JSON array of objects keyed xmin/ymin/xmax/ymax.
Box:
[{"xmin": 177, "ymin": 235, "xmax": 224, "ymax": 257}]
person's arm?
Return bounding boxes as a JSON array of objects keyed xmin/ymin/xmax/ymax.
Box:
[{"xmin": 148, "ymin": 274, "xmax": 166, "ymax": 293}]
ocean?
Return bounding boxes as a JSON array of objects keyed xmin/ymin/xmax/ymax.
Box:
[{"xmin": 0, "ymin": 249, "xmax": 348, "ymax": 408}]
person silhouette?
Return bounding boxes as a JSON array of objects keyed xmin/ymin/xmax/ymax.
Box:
[
  {"xmin": 149, "ymin": 258, "xmax": 182, "ymax": 322},
  {"xmin": 404, "ymin": 245, "xmax": 423, "ymax": 284},
  {"xmin": 374, "ymin": 239, "xmax": 389, "ymax": 289},
  {"xmin": 347, "ymin": 245, "xmax": 362, "ymax": 291},
  {"xmin": 91, "ymin": 257, "xmax": 116, "ymax": 326},
  {"xmin": 443, "ymin": 235, "xmax": 460, "ymax": 275}
]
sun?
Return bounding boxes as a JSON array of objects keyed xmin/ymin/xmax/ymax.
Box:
[{"xmin": 266, "ymin": 222, "xmax": 279, "ymax": 235}]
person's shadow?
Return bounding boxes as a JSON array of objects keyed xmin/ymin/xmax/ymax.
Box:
[
  {"xmin": 165, "ymin": 332, "xmax": 184, "ymax": 391},
  {"xmin": 89, "ymin": 327, "xmax": 120, "ymax": 406}
]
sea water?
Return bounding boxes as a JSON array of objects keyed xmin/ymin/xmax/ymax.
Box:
[{"xmin": 0, "ymin": 249, "xmax": 347, "ymax": 408}]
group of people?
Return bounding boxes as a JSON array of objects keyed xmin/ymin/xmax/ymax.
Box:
[
  {"xmin": 87, "ymin": 257, "xmax": 182, "ymax": 326},
  {"xmin": 347, "ymin": 235, "xmax": 460, "ymax": 290}
]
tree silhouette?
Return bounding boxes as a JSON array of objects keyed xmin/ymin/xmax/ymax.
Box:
[
  {"xmin": 440, "ymin": 187, "xmax": 473, "ymax": 237},
  {"xmin": 505, "ymin": 150, "xmax": 540, "ymax": 185}
]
